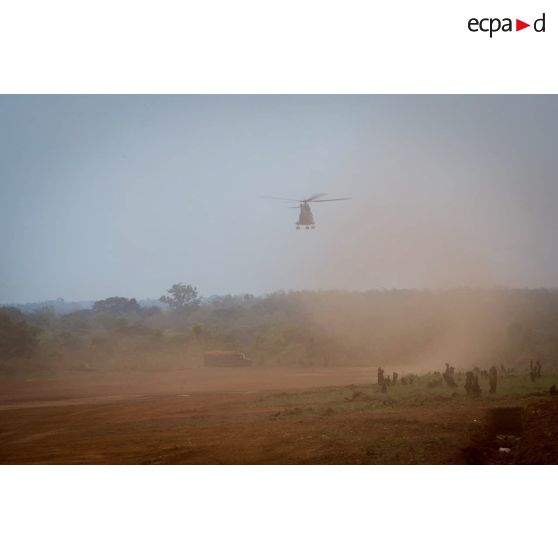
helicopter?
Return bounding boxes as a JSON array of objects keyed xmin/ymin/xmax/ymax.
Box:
[{"xmin": 264, "ymin": 193, "xmax": 349, "ymax": 229}]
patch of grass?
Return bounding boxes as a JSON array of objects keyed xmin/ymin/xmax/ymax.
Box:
[{"xmin": 248, "ymin": 372, "xmax": 558, "ymax": 421}]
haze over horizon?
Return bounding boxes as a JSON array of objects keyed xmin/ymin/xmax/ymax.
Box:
[{"xmin": 2, "ymin": 95, "xmax": 558, "ymax": 304}]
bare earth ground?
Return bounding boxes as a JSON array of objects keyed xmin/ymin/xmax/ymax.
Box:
[{"xmin": 1, "ymin": 367, "xmax": 557, "ymax": 464}]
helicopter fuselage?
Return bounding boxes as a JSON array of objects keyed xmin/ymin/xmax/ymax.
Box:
[{"xmin": 296, "ymin": 202, "xmax": 315, "ymax": 228}]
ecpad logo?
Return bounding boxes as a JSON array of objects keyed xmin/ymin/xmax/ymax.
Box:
[{"xmin": 468, "ymin": 13, "xmax": 546, "ymax": 37}]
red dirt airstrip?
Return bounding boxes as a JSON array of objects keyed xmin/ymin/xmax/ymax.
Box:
[{"xmin": 1, "ymin": 367, "xmax": 556, "ymax": 464}]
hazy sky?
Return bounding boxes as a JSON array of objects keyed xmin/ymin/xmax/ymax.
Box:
[{"xmin": 1, "ymin": 95, "xmax": 557, "ymax": 303}]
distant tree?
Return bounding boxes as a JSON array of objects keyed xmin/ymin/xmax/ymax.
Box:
[
  {"xmin": 92, "ymin": 297, "xmax": 141, "ymax": 315},
  {"xmin": 160, "ymin": 284, "xmax": 200, "ymax": 310},
  {"xmin": 59, "ymin": 310, "xmax": 93, "ymax": 333},
  {"xmin": 0, "ymin": 306, "xmax": 25, "ymax": 322},
  {"xmin": 0, "ymin": 311, "xmax": 41, "ymax": 358},
  {"xmin": 27, "ymin": 307, "xmax": 56, "ymax": 328},
  {"xmin": 140, "ymin": 305, "xmax": 162, "ymax": 318},
  {"xmin": 192, "ymin": 323, "xmax": 204, "ymax": 337}
]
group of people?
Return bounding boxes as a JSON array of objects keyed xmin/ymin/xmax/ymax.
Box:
[
  {"xmin": 463, "ymin": 366, "xmax": 498, "ymax": 395},
  {"xmin": 376, "ymin": 361, "xmax": 542, "ymax": 396},
  {"xmin": 376, "ymin": 367, "xmax": 416, "ymax": 392},
  {"xmin": 376, "ymin": 367, "xmax": 398, "ymax": 392}
]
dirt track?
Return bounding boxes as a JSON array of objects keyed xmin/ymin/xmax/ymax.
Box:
[
  {"xmin": 1, "ymin": 367, "xmax": 556, "ymax": 464},
  {"xmin": 0, "ymin": 367, "xmax": 373, "ymax": 409}
]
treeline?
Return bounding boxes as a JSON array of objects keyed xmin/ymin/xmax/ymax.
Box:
[{"xmin": 2, "ymin": 286, "xmax": 558, "ymax": 374}]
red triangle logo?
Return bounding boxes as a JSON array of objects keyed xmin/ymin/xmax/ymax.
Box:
[{"xmin": 516, "ymin": 19, "xmax": 530, "ymax": 31}]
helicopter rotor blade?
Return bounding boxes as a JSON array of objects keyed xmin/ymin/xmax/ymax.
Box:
[
  {"xmin": 304, "ymin": 193, "xmax": 328, "ymax": 202},
  {"xmin": 263, "ymin": 194, "xmax": 349, "ymax": 204},
  {"xmin": 310, "ymin": 197, "xmax": 350, "ymax": 203},
  {"xmin": 262, "ymin": 195, "xmax": 302, "ymax": 202}
]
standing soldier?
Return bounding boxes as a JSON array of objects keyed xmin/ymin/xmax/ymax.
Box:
[
  {"xmin": 443, "ymin": 365, "xmax": 457, "ymax": 388},
  {"xmin": 465, "ymin": 371, "xmax": 482, "ymax": 396},
  {"xmin": 465, "ymin": 371, "xmax": 473, "ymax": 395},
  {"xmin": 377, "ymin": 367, "xmax": 386, "ymax": 392},
  {"xmin": 529, "ymin": 360, "xmax": 537, "ymax": 383},
  {"xmin": 489, "ymin": 366, "xmax": 498, "ymax": 394},
  {"xmin": 472, "ymin": 373, "xmax": 482, "ymax": 396}
]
